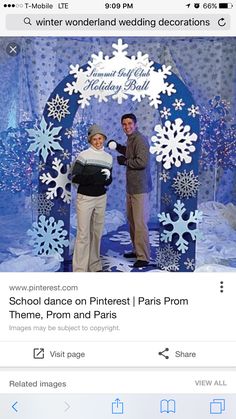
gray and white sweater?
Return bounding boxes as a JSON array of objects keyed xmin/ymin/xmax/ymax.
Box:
[{"xmin": 72, "ymin": 146, "xmax": 113, "ymax": 197}]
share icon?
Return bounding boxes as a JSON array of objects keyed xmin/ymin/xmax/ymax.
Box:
[{"xmin": 158, "ymin": 348, "xmax": 170, "ymax": 359}]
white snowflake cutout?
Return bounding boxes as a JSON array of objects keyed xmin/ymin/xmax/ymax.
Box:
[
  {"xmin": 27, "ymin": 215, "xmax": 69, "ymax": 259},
  {"xmin": 172, "ymin": 170, "xmax": 200, "ymax": 199},
  {"xmin": 40, "ymin": 157, "xmax": 71, "ymax": 204},
  {"xmin": 64, "ymin": 39, "xmax": 176, "ymax": 109},
  {"xmin": 172, "ymin": 98, "xmax": 185, "ymax": 110},
  {"xmin": 32, "ymin": 193, "xmax": 54, "ymax": 216},
  {"xmin": 156, "ymin": 243, "xmax": 181, "ymax": 271},
  {"xmin": 101, "ymin": 250, "xmax": 133, "ymax": 272},
  {"xmin": 159, "ymin": 170, "xmax": 170, "ymax": 183},
  {"xmin": 160, "ymin": 107, "xmax": 171, "ymax": 120},
  {"xmin": 188, "ymin": 104, "xmax": 200, "ymax": 118},
  {"xmin": 47, "ymin": 94, "xmax": 70, "ymax": 122},
  {"xmin": 158, "ymin": 200, "xmax": 203, "ymax": 253},
  {"xmin": 184, "ymin": 258, "xmax": 195, "ymax": 271},
  {"xmin": 150, "ymin": 118, "xmax": 198, "ymax": 170},
  {"xmin": 26, "ymin": 117, "xmax": 63, "ymax": 163}
]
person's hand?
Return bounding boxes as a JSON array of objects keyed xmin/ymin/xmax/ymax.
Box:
[
  {"xmin": 117, "ymin": 155, "xmax": 126, "ymax": 165},
  {"xmin": 107, "ymin": 140, "xmax": 118, "ymax": 150},
  {"xmin": 101, "ymin": 168, "xmax": 111, "ymax": 180}
]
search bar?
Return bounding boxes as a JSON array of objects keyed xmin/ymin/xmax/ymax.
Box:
[{"xmin": 6, "ymin": 14, "xmax": 230, "ymax": 31}]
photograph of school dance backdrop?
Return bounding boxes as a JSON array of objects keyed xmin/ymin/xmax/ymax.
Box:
[{"xmin": 0, "ymin": 36, "xmax": 235, "ymax": 272}]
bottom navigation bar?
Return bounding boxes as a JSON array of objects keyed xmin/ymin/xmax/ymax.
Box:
[{"xmin": 0, "ymin": 393, "xmax": 235, "ymax": 418}]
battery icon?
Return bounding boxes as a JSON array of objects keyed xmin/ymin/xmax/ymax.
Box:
[{"xmin": 219, "ymin": 3, "xmax": 233, "ymax": 8}]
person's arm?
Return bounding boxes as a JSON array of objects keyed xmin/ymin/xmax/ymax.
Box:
[
  {"xmin": 107, "ymin": 140, "xmax": 126, "ymax": 156},
  {"xmin": 116, "ymin": 143, "xmax": 127, "ymax": 156}
]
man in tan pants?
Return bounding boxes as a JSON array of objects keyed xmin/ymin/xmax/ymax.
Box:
[
  {"xmin": 108, "ymin": 114, "xmax": 152, "ymax": 268},
  {"xmin": 126, "ymin": 192, "xmax": 150, "ymax": 265}
]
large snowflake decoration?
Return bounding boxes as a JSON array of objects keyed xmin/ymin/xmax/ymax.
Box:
[
  {"xmin": 27, "ymin": 215, "xmax": 69, "ymax": 258},
  {"xmin": 47, "ymin": 94, "xmax": 70, "ymax": 122},
  {"xmin": 101, "ymin": 250, "xmax": 133, "ymax": 272},
  {"xmin": 156, "ymin": 244, "xmax": 181, "ymax": 271},
  {"xmin": 172, "ymin": 170, "xmax": 200, "ymax": 199},
  {"xmin": 40, "ymin": 158, "xmax": 71, "ymax": 203},
  {"xmin": 158, "ymin": 200, "xmax": 203, "ymax": 253},
  {"xmin": 26, "ymin": 117, "xmax": 63, "ymax": 162},
  {"xmin": 32, "ymin": 193, "xmax": 54, "ymax": 216},
  {"xmin": 150, "ymin": 118, "xmax": 198, "ymax": 170},
  {"xmin": 64, "ymin": 38, "xmax": 176, "ymax": 109}
]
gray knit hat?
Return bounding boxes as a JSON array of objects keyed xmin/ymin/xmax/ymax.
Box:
[{"xmin": 88, "ymin": 124, "xmax": 107, "ymax": 142}]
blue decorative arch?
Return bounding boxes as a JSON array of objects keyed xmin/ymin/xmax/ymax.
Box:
[{"xmin": 30, "ymin": 49, "xmax": 200, "ymax": 272}]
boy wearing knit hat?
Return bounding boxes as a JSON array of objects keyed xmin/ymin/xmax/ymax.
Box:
[{"xmin": 72, "ymin": 124, "xmax": 112, "ymax": 272}]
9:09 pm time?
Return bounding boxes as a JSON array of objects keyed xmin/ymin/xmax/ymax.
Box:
[{"xmin": 105, "ymin": 2, "xmax": 134, "ymax": 9}]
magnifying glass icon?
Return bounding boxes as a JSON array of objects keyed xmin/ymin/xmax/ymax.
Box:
[{"xmin": 24, "ymin": 17, "xmax": 32, "ymax": 25}]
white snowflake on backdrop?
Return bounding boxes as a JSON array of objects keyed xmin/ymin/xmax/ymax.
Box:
[
  {"xmin": 58, "ymin": 206, "xmax": 69, "ymax": 216},
  {"xmin": 156, "ymin": 243, "xmax": 181, "ymax": 271},
  {"xmin": 27, "ymin": 215, "xmax": 69, "ymax": 258},
  {"xmin": 161, "ymin": 193, "xmax": 172, "ymax": 206},
  {"xmin": 172, "ymin": 170, "xmax": 200, "ymax": 199},
  {"xmin": 160, "ymin": 107, "xmax": 171, "ymax": 120},
  {"xmin": 65, "ymin": 127, "xmax": 77, "ymax": 138},
  {"xmin": 64, "ymin": 38, "xmax": 176, "ymax": 109},
  {"xmin": 150, "ymin": 118, "xmax": 198, "ymax": 170},
  {"xmin": 47, "ymin": 94, "xmax": 70, "ymax": 122},
  {"xmin": 26, "ymin": 117, "xmax": 63, "ymax": 162},
  {"xmin": 184, "ymin": 258, "xmax": 195, "ymax": 271},
  {"xmin": 32, "ymin": 193, "xmax": 54, "ymax": 216},
  {"xmin": 40, "ymin": 158, "xmax": 71, "ymax": 204},
  {"xmin": 159, "ymin": 170, "xmax": 170, "ymax": 183},
  {"xmin": 172, "ymin": 98, "xmax": 185, "ymax": 110},
  {"xmin": 102, "ymin": 250, "xmax": 133, "ymax": 272},
  {"xmin": 158, "ymin": 200, "xmax": 203, "ymax": 253},
  {"xmin": 60, "ymin": 149, "xmax": 71, "ymax": 161},
  {"xmin": 37, "ymin": 161, "xmax": 46, "ymax": 172},
  {"xmin": 188, "ymin": 104, "xmax": 200, "ymax": 118}
]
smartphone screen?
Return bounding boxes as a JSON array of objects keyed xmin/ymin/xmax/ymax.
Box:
[{"xmin": 0, "ymin": 0, "xmax": 235, "ymax": 417}]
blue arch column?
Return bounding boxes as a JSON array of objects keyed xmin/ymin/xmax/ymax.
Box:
[
  {"xmin": 35, "ymin": 61, "xmax": 200, "ymax": 271},
  {"xmin": 151, "ymin": 63, "xmax": 201, "ymax": 272},
  {"xmin": 38, "ymin": 64, "xmax": 88, "ymax": 262}
]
